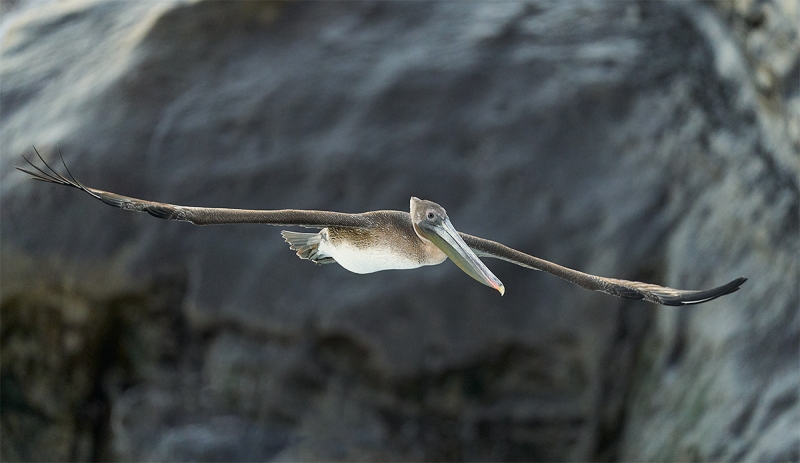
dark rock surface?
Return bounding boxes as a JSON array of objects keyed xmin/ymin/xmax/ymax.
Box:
[{"xmin": 1, "ymin": 0, "xmax": 797, "ymax": 461}]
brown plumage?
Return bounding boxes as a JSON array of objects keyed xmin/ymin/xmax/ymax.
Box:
[{"xmin": 16, "ymin": 148, "xmax": 746, "ymax": 305}]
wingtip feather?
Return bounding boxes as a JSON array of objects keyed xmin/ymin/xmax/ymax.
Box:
[{"xmin": 662, "ymin": 276, "xmax": 748, "ymax": 306}]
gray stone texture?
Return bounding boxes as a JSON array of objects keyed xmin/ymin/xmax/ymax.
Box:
[{"xmin": 1, "ymin": 0, "xmax": 797, "ymax": 461}]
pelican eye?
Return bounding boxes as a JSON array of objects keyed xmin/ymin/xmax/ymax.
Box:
[{"xmin": 427, "ymin": 211, "xmax": 435, "ymax": 220}]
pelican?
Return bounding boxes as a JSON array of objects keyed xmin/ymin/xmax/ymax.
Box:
[{"xmin": 16, "ymin": 149, "xmax": 746, "ymax": 305}]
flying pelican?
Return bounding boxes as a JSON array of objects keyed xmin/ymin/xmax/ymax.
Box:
[{"xmin": 16, "ymin": 149, "xmax": 746, "ymax": 305}]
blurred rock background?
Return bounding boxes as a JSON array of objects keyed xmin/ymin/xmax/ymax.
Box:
[{"xmin": 1, "ymin": 0, "xmax": 797, "ymax": 461}]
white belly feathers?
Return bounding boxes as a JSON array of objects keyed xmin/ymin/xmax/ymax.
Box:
[{"xmin": 317, "ymin": 228, "xmax": 444, "ymax": 274}]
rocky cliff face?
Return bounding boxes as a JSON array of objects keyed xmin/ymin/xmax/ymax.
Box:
[{"xmin": 1, "ymin": 1, "xmax": 797, "ymax": 461}]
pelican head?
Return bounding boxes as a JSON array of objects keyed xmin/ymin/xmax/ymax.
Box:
[{"xmin": 410, "ymin": 197, "xmax": 505, "ymax": 295}]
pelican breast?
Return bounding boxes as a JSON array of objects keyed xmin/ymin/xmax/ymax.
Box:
[{"xmin": 320, "ymin": 213, "xmax": 446, "ymax": 274}]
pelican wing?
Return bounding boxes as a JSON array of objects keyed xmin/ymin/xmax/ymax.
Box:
[
  {"xmin": 16, "ymin": 149, "xmax": 373, "ymax": 229},
  {"xmin": 459, "ymin": 232, "xmax": 746, "ymax": 306}
]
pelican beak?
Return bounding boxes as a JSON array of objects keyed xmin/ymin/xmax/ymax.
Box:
[{"xmin": 419, "ymin": 217, "xmax": 505, "ymax": 295}]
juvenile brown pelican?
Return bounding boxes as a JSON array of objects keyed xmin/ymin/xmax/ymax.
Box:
[{"xmin": 17, "ymin": 150, "xmax": 746, "ymax": 305}]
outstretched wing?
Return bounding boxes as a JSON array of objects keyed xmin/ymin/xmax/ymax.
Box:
[
  {"xmin": 459, "ymin": 232, "xmax": 746, "ymax": 306},
  {"xmin": 16, "ymin": 148, "xmax": 374, "ymax": 228}
]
